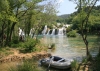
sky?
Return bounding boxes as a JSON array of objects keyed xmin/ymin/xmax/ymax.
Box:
[
  {"xmin": 57, "ymin": 0, "xmax": 77, "ymax": 16},
  {"xmin": 57, "ymin": 0, "xmax": 100, "ymax": 16}
]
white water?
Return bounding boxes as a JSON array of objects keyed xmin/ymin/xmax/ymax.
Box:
[
  {"xmin": 58, "ymin": 28, "xmax": 64, "ymax": 35},
  {"xmin": 42, "ymin": 25, "xmax": 47, "ymax": 35},
  {"xmin": 42, "ymin": 25, "xmax": 65, "ymax": 35},
  {"xmin": 51, "ymin": 29, "xmax": 55, "ymax": 35}
]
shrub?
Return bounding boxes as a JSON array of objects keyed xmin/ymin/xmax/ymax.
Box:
[
  {"xmin": 48, "ymin": 43, "xmax": 55, "ymax": 49},
  {"xmin": 12, "ymin": 36, "xmax": 19, "ymax": 44},
  {"xmin": 51, "ymin": 43, "xmax": 55, "ymax": 49},
  {"xmin": 23, "ymin": 38, "xmax": 40, "ymax": 52},
  {"xmin": 8, "ymin": 36, "xmax": 19, "ymax": 47},
  {"xmin": 71, "ymin": 59, "xmax": 79, "ymax": 71},
  {"xmin": 67, "ymin": 30, "xmax": 77, "ymax": 37}
]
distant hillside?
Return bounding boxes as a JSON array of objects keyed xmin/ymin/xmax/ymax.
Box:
[{"xmin": 58, "ymin": 14, "xmax": 70, "ymax": 19}]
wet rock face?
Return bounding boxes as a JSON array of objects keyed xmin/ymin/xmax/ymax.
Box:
[{"xmin": 0, "ymin": 52, "xmax": 51, "ymax": 63}]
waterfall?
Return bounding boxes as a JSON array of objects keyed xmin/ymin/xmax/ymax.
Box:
[
  {"xmin": 41, "ymin": 25, "xmax": 66, "ymax": 36},
  {"xmin": 42, "ymin": 25, "xmax": 47, "ymax": 35},
  {"xmin": 58, "ymin": 28, "xmax": 64, "ymax": 35},
  {"xmin": 47, "ymin": 29, "xmax": 50, "ymax": 35},
  {"xmin": 51, "ymin": 29, "xmax": 55, "ymax": 35}
]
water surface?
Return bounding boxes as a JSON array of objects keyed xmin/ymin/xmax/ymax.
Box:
[{"xmin": 41, "ymin": 35, "xmax": 99, "ymax": 60}]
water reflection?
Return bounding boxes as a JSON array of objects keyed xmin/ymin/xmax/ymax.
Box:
[{"xmin": 42, "ymin": 35, "xmax": 86, "ymax": 60}]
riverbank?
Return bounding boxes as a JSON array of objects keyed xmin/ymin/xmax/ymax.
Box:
[
  {"xmin": 0, "ymin": 48, "xmax": 99, "ymax": 71},
  {"xmin": 0, "ymin": 48, "xmax": 51, "ymax": 63}
]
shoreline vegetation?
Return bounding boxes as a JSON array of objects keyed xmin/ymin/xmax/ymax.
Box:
[
  {"xmin": 0, "ymin": 48, "xmax": 51, "ymax": 63},
  {"xmin": 0, "ymin": 37, "xmax": 51, "ymax": 63}
]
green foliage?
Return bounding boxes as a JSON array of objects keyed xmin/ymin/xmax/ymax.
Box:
[
  {"xmin": 12, "ymin": 36, "xmax": 19, "ymax": 44},
  {"xmin": 57, "ymin": 14, "xmax": 70, "ymax": 24},
  {"xmin": 66, "ymin": 26, "xmax": 71, "ymax": 32},
  {"xmin": 8, "ymin": 36, "xmax": 19, "ymax": 47},
  {"xmin": 95, "ymin": 56, "xmax": 100, "ymax": 71},
  {"xmin": 66, "ymin": 5, "xmax": 100, "ymax": 34},
  {"xmin": 23, "ymin": 38, "xmax": 40, "ymax": 52},
  {"xmin": 51, "ymin": 43, "xmax": 55, "ymax": 48},
  {"xmin": 67, "ymin": 30, "xmax": 77, "ymax": 37},
  {"xmin": 9, "ymin": 59, "xmax": 43, "ymax": 71},
  {"xmin": 71, "ymin": 59, "xmax": 79, "ymax": 71},
  {"xmin": 0, "ymin": 47, "xmax": 14, "ymax": 58},
  {"xmin": 81, "ymin": 57, "xmax": 88, "ymax": 63},
  {"xmin": 87, "ymin": 53, "xmax": 93, "ymax": 61},
  {"xmin": 48, "ymin": 43, "xmax": 55, "ymax": 49},
  {"xmin": 97, "ymin": 47, "xmax": 100, "ymax": 57}
]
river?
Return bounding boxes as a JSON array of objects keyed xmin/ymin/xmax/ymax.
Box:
[{"xmin": 41, "ymin": 35, "xmax": 99, "ymax": 59}]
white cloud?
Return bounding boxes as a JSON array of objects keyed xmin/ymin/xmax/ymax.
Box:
[{"xmin": 58, "ymin": 0, "xmax": 64, "ymax": 3}]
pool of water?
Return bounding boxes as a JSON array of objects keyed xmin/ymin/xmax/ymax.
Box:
[{"xmin": 40, "ymin": 35, "xmax": 99, "ymax": 60}]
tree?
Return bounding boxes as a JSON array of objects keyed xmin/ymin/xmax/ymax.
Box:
[
  {"xmin": 40, "ymin": 0, "xmax": 59, "ymax": 26},
  {"xmin": 69, "ymin": 0, "xmax": 99, "ymax": 58}
]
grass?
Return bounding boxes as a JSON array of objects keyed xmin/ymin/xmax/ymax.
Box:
[
  {"xmin": 0, "ymin": 47, "xmax": 14, "ymax": 59},
  {"xmin": 9, "ymin": 59, "xmax": 44, "ymax": 71}
]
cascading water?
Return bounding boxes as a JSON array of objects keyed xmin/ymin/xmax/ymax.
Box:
[
  {"xmin": 58, "ymin": 28, "xmax": 64, "ymax": 35},
  {"xmin": 41, "ymin": 25, "xmax": 66, "ymax": 35},
  {"xmin": 51, "ymin": 29, "xmax": 55, "ymax": 35},
  {"xmin": 47, "ymin": 29, "xmax": 50, "ymax": 35},
  {"xmin": 42, "ymin": 25, "xmax": 47, "ymax": 35}
]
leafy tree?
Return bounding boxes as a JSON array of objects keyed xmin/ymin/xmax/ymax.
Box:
[
  {"xmin": 40, "ymin": 0, "xmax": 59, "ymax": 26},
  {"xmin": 69, "ymin": 0, "xmax": 99, "ymax": 57}
]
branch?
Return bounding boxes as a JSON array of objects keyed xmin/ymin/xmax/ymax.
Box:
[
  {"xmin": 82, "ymin": 0, "xmax": 98, "ymax": 24},
  {"xmin": 18, "ymin": 2, "xmax": 36, "ymax": 19}
]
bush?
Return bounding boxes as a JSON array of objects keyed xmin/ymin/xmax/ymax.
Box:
[
  {"xmin": 67, "ymin": 30, "xmax": 77, "ymax": 37},
  {"xmin": 71, "ymin": 59, "xmax": 79, "ymax": 71},
  {"xmin": 23, "ymin": 38, "xmax": 40, "ymax": 52},
  {"xmin": 8, "ymin": 36, "xmax": 19, "ymax": 47},
  {"xmin": 12, "ymin": 36, "xmax": 19, "ymax": 44},
  {"xmin": 48, "ymin": 43, "xmax": 55, "ymax": 49},
  {"xmin": 51, "ymin": 43, "xmax": 55, "ymax": 49}
]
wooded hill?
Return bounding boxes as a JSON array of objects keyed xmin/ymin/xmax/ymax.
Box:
[{"xmin": 58, "ymin": 14, "xmax": 70, "ymax": 19}]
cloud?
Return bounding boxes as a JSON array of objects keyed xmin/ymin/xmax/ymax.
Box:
[{"xmin": 58, "ymin": 0, "xmax": 64, "ymax": 3}]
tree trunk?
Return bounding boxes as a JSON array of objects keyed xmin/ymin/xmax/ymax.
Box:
[
  {"xmin": 5, "ymin": 21, "xmax": 10, "ymax": 45},
  {"xmin": 9, "ymin": 22, "xmax": 16, "ymax": 42},
  {"xmin": 85, "ymin": 40, "xmax": 89, "ymax": 56},
  {"xmin": 1, "ymin": 24, "xmax": 4, "ymax": 46},
  {"xmin": 1, "ymin": 22, "xmax": 6, "ymax": 47}
]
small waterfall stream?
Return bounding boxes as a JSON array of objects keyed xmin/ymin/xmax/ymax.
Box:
[
  {"xmin": 42, "ymin": 25, "xmax": 47, "ymax": 35},
  {"xmin": 51, "ymin": 29, "xmax": 55, "ymax": 35},
  {"xmin": 42, "ymin": 25, "xmax": 65, "ymax": 35},
  {"xmin": 58, "ymin": 28, "xmax": 64, "ymax": 35}
]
